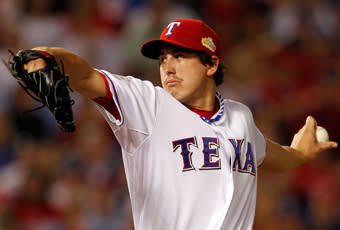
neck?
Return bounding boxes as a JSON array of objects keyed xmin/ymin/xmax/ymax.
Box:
[
  {"xmin": 188, "ymin": 98, "xmax": 219, "ymax": 118},
  {"xmin": 185, "ymin": 83, "xmax": 217, "ymax": 111},
  {"xmin": 183, "ymin": 89, "xmax": 217, "ymax": 112},
  {"xmin": 187, "ymin": 94, "xmax": 216, "ymax": 111}
]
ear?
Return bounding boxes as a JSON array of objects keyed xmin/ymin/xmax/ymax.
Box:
[{"xmin": 206, "ymin": 56, "xmax": 219, "ymax": 77}]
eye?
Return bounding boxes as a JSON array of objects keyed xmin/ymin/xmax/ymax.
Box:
[
  {"xmin": 174, "ymin": 53, "xmax": 184, "ymax": 59},
  {"xmin": 158, "ymin": 55, "xmax": 166, "ymax": 64}
]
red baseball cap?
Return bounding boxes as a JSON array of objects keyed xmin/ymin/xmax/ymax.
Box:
[{"xmin": 141, "ymin": 19, "xmax": 221, "ymax": 59}]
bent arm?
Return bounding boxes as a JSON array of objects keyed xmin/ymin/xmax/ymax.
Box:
[
  {"xmin": 31, "ymin": 46, "xmax": 106, "ymax": 99},
  {"xmin": 260, "ymin": 139, "xmax": 304, "ymax": 172},
  {"xmin": 261, "ymin": 116, "xmax": 338, "ymax": 173}
]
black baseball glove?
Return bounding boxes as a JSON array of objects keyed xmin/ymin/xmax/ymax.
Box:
[{"xmin": 2, "ymin": 49, "xmax": 76, "ymax": 132}]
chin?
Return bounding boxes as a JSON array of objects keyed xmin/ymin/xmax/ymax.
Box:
[
  {"xmin": 165, "ymin": 88, "xmax": 186, "ymax": 101},
  {"xmin": 167, "ymin": 90, "xmax": 179, "ymax": 99},
  {"xmin": 172, "ymin": 94, "xmax": 186, "ymax": 103}
]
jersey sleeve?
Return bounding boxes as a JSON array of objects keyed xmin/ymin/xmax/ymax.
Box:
[
  {"xmin": 226, "ymin": 100, "xmax": 267, "ymax": 166},
  {"xmin": 93, "ymin": 69, "xmax": 159, "ymax": 153},
  {"xmin": 245, "ymin": 106, "xmax": 266, "ymax": 166},
  {"xmin": 253, "ymin": 124, "xmax": 266, "ymax": 166},
  {"xmin": 93, "ymin": 71, "xmax": 122, "ymax": 121}
]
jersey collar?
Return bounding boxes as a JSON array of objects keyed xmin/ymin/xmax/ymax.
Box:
[{"xmin": 200, "ymin": 92, "xmax": 224, "ymax": 123}]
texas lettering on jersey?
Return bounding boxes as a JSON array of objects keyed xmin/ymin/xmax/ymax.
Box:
[
  {"xmin": 228, "ymin": 139, "xmax": 256, "ymax": 176},
  {"xmin": 172, "ymin": 136, "xmax": 256, "ymax": 175},
  {"xmin": 172, "ymin": 136, "xmax": 221, "ymax": 171}
]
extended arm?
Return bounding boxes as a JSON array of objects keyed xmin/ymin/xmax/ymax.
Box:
[
  {"xmin": 27, "ymin": 46, "xmax": 106, "ymax": 99},
  {"xmin": 261, "ymin": 116, "xmax": 338, "ymax": 172}
]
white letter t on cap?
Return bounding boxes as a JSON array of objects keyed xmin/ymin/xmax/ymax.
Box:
[{"xmin": 165, "ymin": 22, "xmax": 182, "ymax": 36}]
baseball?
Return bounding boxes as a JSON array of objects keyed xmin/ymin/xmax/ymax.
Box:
[{"xmin": 316, "ymin": 126, "xmax": 329, "ymax": 142}]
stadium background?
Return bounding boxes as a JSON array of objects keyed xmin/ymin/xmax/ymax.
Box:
[{"xmin": 0, "ymin": 0, "xmax": 339, "ymax": 229}]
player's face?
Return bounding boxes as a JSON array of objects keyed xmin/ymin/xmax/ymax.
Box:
[{"xmin": 159, "ymin": 47, "xmax": 216, "ymax": 107}]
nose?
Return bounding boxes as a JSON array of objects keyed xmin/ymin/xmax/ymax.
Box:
[{"xmin": 164, "ymin": 55, "xmax": 176, "ymax": 75}]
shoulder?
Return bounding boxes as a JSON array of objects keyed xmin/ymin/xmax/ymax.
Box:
[
  {"xmin": 224, "ymin": 99, "xmax": 253, "ymax": 116},
  {"xmin": 222, "ymin": 98, "xmax": 257, "ymax": 128},
  {"xmin": 98, "ymin": 69, "xmax": 157, "ymax": 89}
]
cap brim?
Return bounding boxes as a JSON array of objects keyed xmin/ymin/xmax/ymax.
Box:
[{"xmin": 140, "ymin": 39, "xmax": 197, "ymax": 59}]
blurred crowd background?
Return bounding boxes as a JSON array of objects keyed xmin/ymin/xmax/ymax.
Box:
[{"xmin": 0, "ymin": 0, "xmax": 340, "ymax": 229}]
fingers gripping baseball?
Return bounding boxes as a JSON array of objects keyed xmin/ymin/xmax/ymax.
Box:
[{"xmin": 291, "ymin": 116, "xmax": 338, "ymax": 161}]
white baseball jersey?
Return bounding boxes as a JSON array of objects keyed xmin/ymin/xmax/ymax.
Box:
[{"xmin": 93, "ymin": 70, "xmax": 266, "ymax": 230}]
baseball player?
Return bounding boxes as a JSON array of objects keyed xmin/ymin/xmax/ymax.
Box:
[{"xmin": 20, "ymin": 19, "xmax": 337, "ymax": 230}]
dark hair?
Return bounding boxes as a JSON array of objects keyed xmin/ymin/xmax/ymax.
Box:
[
  {"xmin": 196, "ymin": 51, "xmax": 225, "ymax": 86},
  {"xmin": 158, "ymin": 43, "xmax": 225, "ymax": 86}
]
